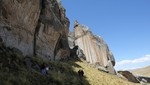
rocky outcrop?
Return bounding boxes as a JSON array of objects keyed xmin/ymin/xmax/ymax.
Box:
[
  {"xmin": 0, "ymin": 0, "xmax": 70, "ymax": 60},
  {"xmin": 118, "ymin": 71, "xmax": 140, "ymax": 83},
  {"xmin": 136, "ymin": 76, "xmax": 150, "ymax": 83},
  {"xmin": 73, "ymin": 21, "xmax": 116, "ymax": 74}
]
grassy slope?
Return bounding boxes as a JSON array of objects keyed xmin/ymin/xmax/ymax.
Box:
[
  {"xmin": 131, "ymin": 66, "xmax": 150, "ymax": 77},
  {"xmin": 70, "ymin": 60, "xmax": 140, "ymax": 85},
  {"xmin": 0, "ymin": 45, "xmax": 89, "ymax": 85},
  {"xmin": 0, "ymin": 45, "xmax": 140, "ymax": 85}
]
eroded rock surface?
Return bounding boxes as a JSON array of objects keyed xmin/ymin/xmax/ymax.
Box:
[
  {"xmin": 73, "ymin": 21, "xmax": 116, "ymax": 74},
  {"xmin": 0, "ymin": 0, "xmax": 70, "ymax": 60}
]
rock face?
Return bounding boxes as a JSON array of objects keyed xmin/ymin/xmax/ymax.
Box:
[
  {"xmin": 68, "ymin": 32, "xmax": 75, "ymax": 49},
  {"xmin": 0, "ymin": 0, "xmax": 70, "ymax": 60},
  {"xmin": 118, "ymin": 71, "xmax": 139, "ymax": 83},
  {"xmin": 73, "ymin": 21, "xmax": 116, "ymax": 74}
]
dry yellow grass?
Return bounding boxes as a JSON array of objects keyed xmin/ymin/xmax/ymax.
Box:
[
  {"xmin": 131, "ymin": 66, "xmax": 150, "ymax": 77},
  {"xmin": 71, "ymin": 60, "xmax": 140, "ymax": 85}
]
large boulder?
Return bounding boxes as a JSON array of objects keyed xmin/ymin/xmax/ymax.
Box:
[
  {"xmin": 0, "ymin": 0, "xmax": 70, "ymax": 60},
  {"xmin": 106, "ymin": 60, "xmax": 116, "ymax": 74},
  {"xmin": 118, "ymin": 71, "xmax": 140, "ymax": 83}
]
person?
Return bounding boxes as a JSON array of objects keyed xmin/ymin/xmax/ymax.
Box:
[
  {"xmin": 41, "ymin": 63, "xmax": 49, "ymax": 75},
  {"xmin": 78, "ymin": 69, "xmax": 84, "ymax": 77}
]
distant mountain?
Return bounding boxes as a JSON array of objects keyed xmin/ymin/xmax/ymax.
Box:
[{"xmin": 131, "ymin": 66, "xmax": 150, "ymax": 77}]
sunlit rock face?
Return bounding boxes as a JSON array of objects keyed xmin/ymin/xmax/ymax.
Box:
[
  {"xmin": 74, "ymin": 21, "xmax": 116, "ymax": 74},
  {"xmin": 0, "ymin": 0, "xmax": 70, "ymax": 60},
  {"xmin": 118, "ymin": 71, "xmax": 140, "ymax": 83}
]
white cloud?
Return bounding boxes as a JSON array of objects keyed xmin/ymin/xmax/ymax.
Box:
[
  {"xmin": 115, "ymin": 55, "xmax": 150, "ymax": 70},
  {"xmin": 116, "ymin": 55, "xmax": 150, "ymax": 66}
]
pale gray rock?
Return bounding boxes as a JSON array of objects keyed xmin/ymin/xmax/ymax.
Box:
[
  {"xmin": 68, "ymin": 32, "xmax": 75, "ymax": 48},
  {"xmin": 74, "ymin": 21, "xmax": 116, "ymax": 74},
  {"xmin": 97, "ymin": 66, "xmax": 109, "ymax": 73},
  {"xmin": 106, "ymin": 60, "xmax": 116, "ymax": 74}
]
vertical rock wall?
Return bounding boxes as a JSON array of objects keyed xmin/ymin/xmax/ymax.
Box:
[
  {"xmin": 74, "ymin": 21, "xmax": 116, "ymax": 74},
  {"xmin": 0, "ymin": 0, "xmax": 70, "ymax": 60},
  {"xmin": 0, "ymin": 0, "xmax": 40, "ymax": 56}
]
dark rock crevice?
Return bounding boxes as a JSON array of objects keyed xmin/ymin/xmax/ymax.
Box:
[
  {"xmin": 33, "ymin": 0, "xmax": 46, "ymax": 56},
  {"xmin": 53, "ymin": 33, "xmax": 61, "ymax": 60},
  {"xmin": 33, "ymin": 22, "xmax": 41, "ymax": 56}
]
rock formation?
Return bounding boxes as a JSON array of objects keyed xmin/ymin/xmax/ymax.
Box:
[
  {"xmin": 0, "ymin": 0, "xmax": 116, "ymax": 75},
  {"xmin": 72, "ymin": 21, "xmax": 116, "ymax": 74},
  {"xmin": 136, "ymin": 76, "xmax": 150, "ymax": 83},
  {"xmin": 0, "ymin": 0, "xmax": 70, "ymax": 60},
  {"xmin": 118, "ymin": 71, "xmax": 140, "ymax": 83},
  {"xmin": 68, "ymin": 32, "xmax": 75, "ymax": 49}
]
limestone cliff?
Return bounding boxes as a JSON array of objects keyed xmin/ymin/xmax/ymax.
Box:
[
  {"xmin": 73, "ymin": 21, "xmax": 116, "ymax": 74},
  {"xmin": 0, "ymin": 0, "xmax": 70, "ymax": 60}
]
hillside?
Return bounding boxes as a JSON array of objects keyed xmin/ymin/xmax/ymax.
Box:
[
  {"xmin": 0, "ymin": 0, "xmax": 144, "ymax": 85},
  {"xmin": 131, "ymin": 66, "xmax": 150, "ymax": 77},
  {"xmin": 72, "ymin": 60, "xmax": 140, "ymax": 85},
  {"xmin": 0, "ymin": 44, "xmax": 140, "ymax": 85}
]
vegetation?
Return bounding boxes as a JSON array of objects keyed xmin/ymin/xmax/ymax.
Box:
[
  {"xmin": 0, "ymin": 44, "xmax": 140, "ymax": 85},
  {"xmin": 0, "ymin": 44, "xmax": 89, "ymax": 85},
  {"xmin": 70, "ymin": 60, "xmax": 140, "ymax": 85}
]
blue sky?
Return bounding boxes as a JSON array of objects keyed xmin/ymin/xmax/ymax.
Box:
[{"xmin": 61, "ymin": 0, "xmax": 150, "ymax": 70}]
